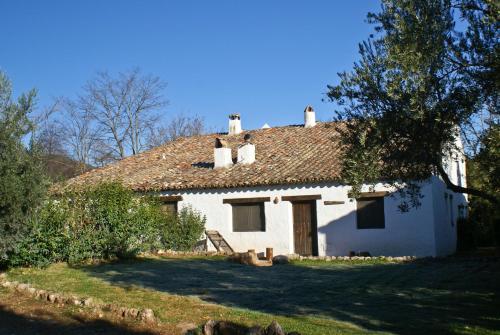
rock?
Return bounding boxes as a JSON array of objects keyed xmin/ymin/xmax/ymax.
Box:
[
  {"xmin": 203, "ymin": 320, "xmax": 216, "ymax": 335},
  {"xmin": 27, "ymin": 287, "xmax": 37, "ymax": 295},
  {"xmin": 272, "ymin": 255, "xmax": 289, "ymax": 265},
  {"xmin": 105, "ymin": 304, "xmax": 120, "ymax": 312},
  {"xmin": 127, "ymin": 308, "xmax": 140, "ymax": 318},
  {"xmin": 54, "ymin": 295, "xmax": 64, "ymax": 304},
  {"xmin": 1, "ymin": 281, "xmax": 11, "ymax": 288},
  {"xmin": 68, "ymin": 296, "xmax": 81, "ymax": 305},
  {"xmin": 266, "ymin": 321, "xmax": 285, "ymax": 335},
  {"xmin": 16, "ymin": 283, "xmax": 29, "ymax": 292},
  {"xmin": 82, "ymin": 298, "xmax": 94, "ymax": 307},
  {"xmin": 119, "ymin": 307, "xmax": 128, "ymax": 317},
  {"xmin": 47, "ymin": 294, "xmax": 58, "ymax": 303},
  {"xmin": 139, "ymin": 308, "xmax": 155, "ymax": 323},
  {"xmin": 35, "ymin": 290, "xmax": 47, "ymax": 300}
]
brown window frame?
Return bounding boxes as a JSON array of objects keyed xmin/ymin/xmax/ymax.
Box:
[
  {"xmin": 231, "ymin": 202, "xmax": 266, "ymax": 232},
  {"xmin": 356, "ymin": 196, "xmax": 385, "ymax": 229}
]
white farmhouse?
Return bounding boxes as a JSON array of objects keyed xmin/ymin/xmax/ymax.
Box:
[{"xmin": 64, "ymin": 107, "xmax": 467, "ymax": 257}]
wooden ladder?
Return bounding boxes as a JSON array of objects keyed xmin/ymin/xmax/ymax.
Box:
[{"xmin": 205, "ymin": 230, "xmax": 234, "ymax": 254}]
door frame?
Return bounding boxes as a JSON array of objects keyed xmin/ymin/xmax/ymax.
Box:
[{"xmin": 291, "ymin": 200, "xmax": 319, "ymax": 256}]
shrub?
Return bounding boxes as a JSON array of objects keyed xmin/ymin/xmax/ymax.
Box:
[
  {"xmin": 7, "ymin": 201, "xmax": 69, "ymax": 267},
  {"xmin": 161, "ymin": 206, "xmax": 206, "ymax": 251},
  {"xmin": 6, "ymin": 182, "xmax": 207, "ymax": 267}
]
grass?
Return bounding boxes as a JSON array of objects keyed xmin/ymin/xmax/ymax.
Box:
[
  {"xmin": 6, "ymin": 256, "xmax": 500, "ymax": 335},
  {"xmin": 0, "ymin": 286, "xmax": 170, "ymax": 335}
]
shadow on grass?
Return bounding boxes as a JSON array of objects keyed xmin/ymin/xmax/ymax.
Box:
[
  {"xmin": 0, "ymin": 304, "xmax": 158, "ymax": 335},
  {"xmin": 80, "ymin": 257, "xmax": 500, "ymax": 335}
]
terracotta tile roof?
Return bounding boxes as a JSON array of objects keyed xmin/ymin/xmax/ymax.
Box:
[{"xmin": 58, "ymin": 122, "xmax": 346, "ymax": 192}]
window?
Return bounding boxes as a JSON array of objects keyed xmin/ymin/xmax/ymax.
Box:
[
  {"xmin": 160, "ymin": 202, "xmax": 178, "ymax": 215},
  {"xmin": 356, "ymin": 197, "xmax": 385, "ymax": 229},
  {"xmin": 158, "ymin": 195, "xmax": 182, "ymax": 215},
  {"xmin": 232, "ymin": 203, "xmax": 265, "ymax": 232}
]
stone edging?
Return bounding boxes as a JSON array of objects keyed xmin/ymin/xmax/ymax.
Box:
[
  {"xmin": 143, "ymin": 250, "xmax": 225, "ymax": 257},
  {"xmin": 289, "ymin": 255, "xmax": 417, "ymax": 262},
  {"xmin": 145, "ymin": 251, "xmax": 417, "ymax": 261},
  {"xmin": 0, "ymin": 276, "xmax": 156, "ymax": 324}
]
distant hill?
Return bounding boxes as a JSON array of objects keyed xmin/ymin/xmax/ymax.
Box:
[{"xmin": 42, "ymin": 154, "xmax": 93, "ymax": 182}]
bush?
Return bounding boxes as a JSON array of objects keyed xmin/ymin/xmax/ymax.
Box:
[
  {"xmin": 161, "ymin": 206, "xmax": 206, "ymax": 251},
  {"xmin": 6, "ymin": 182, "xmax": 207, "ymax": 267},
  {"xmin": 7, "ymin": 201, "xmax": 69, "ymax": 267}
]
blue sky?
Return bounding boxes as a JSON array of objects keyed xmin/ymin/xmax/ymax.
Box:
[{"xmin": 0, "ymin": 1, "xmax": 380, "ymax": 131}]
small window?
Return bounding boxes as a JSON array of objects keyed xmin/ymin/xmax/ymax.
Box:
[
  {"xmin": 232, "ymin": 203, "xmax": 265, "ymax": 232},
  {"xmin": 160, "ymin": 202, "xmax": 178, "ymax": 215},
  {"xmin": 356, "ymin": 197, "xmax": 385, "ymax": 229}
]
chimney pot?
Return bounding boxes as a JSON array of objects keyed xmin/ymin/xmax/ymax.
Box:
[
  {"xmin": 237, "ymin": 135, "xmax": 255, "ymax": 165},
  {"xmin": 214, "ymin": 137, "xmax": 233, "ymax": 168},
  {"xmin": 228, "ymin": 114, "xmax": 242, "ymax": 135},
  {"xmin": 304, "ymin": 105, "xmax": 316, "ymax": 128}
]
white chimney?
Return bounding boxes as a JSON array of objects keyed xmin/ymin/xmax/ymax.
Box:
[
  {"xmin": 237, "ymin": 134, "xmax": 255, "ymax": 165},
  {"xmin": 214, "ymin": 138, "xmax": 233, "ymax": 168},
  {"xmin": 228, "ymin": 114, "xmax": 242, "ymax": 135},
  {"xmin": 304, "ymin": 105, "xmax": 316, "ymax": 128}
]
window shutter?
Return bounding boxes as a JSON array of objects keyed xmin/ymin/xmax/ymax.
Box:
[
  {"xmin": 232, "ymin": 203, "xmax": 265, "ymax": 232},
  {"xmin": 356, "ymin": 197, "xmax": 385, "ymax": 229}
]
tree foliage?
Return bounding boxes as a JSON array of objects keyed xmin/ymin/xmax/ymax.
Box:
[
  {"xmin": 466, "ymin": 123, "xmax": 500, "ymax": 245},
  {"xmin": 6, "ymin": 182, "xmax": 206, "ymax": 267},
  {"xmin": 327, "ymin": 0, "xmax": 499, "ymax": 206},
  {"xmin": 0, "ymin": 71, "xmax": 47, "ymax": 260}
]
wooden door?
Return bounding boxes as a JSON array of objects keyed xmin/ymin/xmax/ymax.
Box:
[{"xmin": 292, "ymin": 201, "xmax": 318, "ymax": 256}]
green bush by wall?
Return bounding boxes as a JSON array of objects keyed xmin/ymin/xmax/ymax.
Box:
[{"xmin": 7, "ymin": 182, "xmax": 206, "ymax": 267}]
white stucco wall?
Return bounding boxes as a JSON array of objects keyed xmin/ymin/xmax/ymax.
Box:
[
  {"xmin": 431, "ymin": 133, "xmax": 467, "ymax": 256},
  {"xmin": 160, "ymin": 179, "xmax": 452, "ymax": 257}
]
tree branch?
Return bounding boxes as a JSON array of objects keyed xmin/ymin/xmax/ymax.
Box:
[{"xmin": 436, "ymin": 163, "xmax": 498, "ymax": 204}]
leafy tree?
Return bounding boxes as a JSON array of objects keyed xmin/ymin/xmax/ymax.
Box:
[
  {"xmin": 327, "ymin": 0, "xmax": 499, "ymax": 207},
  {"xmin": 466, "ymin": 123, "xmax": 499, "ymax": 245},
  {"xmin": 0, "ymin": 71, "xmax": 47, "ymax": 262}
]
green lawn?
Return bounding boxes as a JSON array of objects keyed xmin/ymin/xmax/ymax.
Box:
[{"xmin": 6, "ymin": 256, "xmax": 500, "ymax": 335}]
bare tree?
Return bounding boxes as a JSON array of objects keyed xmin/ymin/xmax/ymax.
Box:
[
  {"xmin": 33, "ymin": 99, "xmax": 66, "ymax": 156},
  {"xmin": 81, "ymin": 69, "xmax": 167, "ymax": 159},
  {"xmin": 147, "ymin": 114, "xmax": 206, "ymax": 148},
  {"xmin": 60, "ymin": 99, "xmax": 97, "ymax": 170},
  {"xmin": 91, "ymin": 138, "xmax": 117, "ymax": 167}
]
